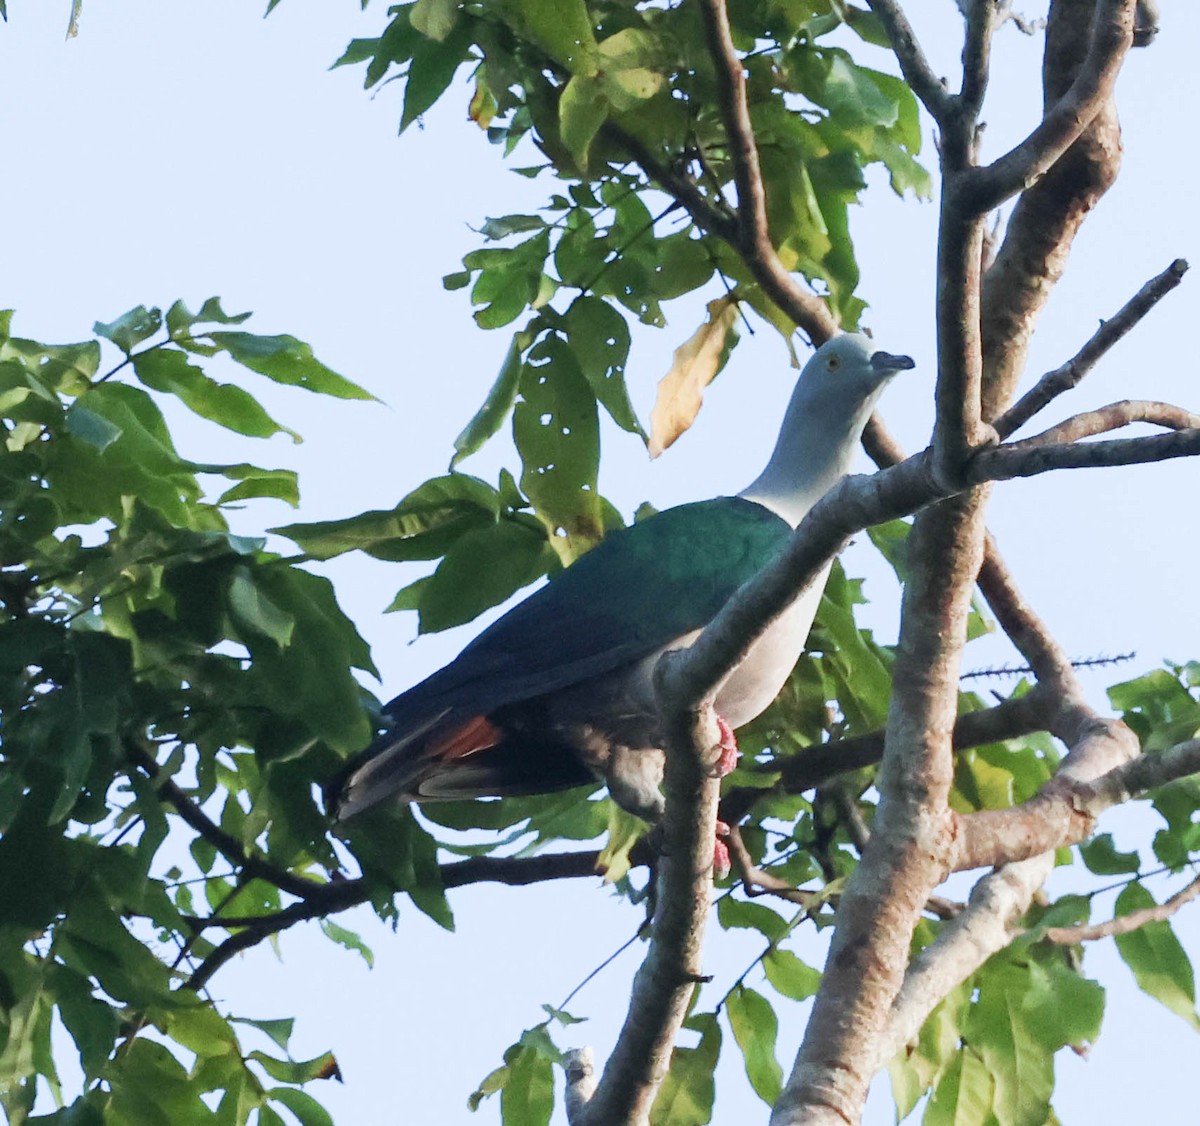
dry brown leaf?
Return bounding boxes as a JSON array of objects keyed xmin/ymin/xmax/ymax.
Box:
[{"xmin": 647, "ymin": 295, "xmax": 740, "ymax": 458}]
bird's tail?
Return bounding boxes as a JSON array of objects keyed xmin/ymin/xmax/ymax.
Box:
[{"xmin": 330, "ymin": 709, "xmax": 595, "ymax": 820}]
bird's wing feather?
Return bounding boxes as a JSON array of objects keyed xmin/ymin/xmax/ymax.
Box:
[
  {"xmin": 385, "ymin": 497, "xmax": 792, "ymax": 724},
  {"xmin": 333, "ymin": 498, "xmax": 790, "ymax": 817}
]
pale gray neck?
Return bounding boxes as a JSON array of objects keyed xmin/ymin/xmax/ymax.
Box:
[{"xmin": 738, "ymin": 378, "xmax": 882, "ymax": 526}]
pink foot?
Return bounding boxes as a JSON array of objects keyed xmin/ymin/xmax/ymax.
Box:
[
  {"xmin": 713, "ymin": 820, "xmax": 731, "ymax": 879},
  {"xmin": 714, "ymin": 715, "xmax": 740, "ymax": 777}
]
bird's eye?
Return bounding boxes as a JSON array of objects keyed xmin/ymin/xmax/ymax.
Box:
[{"xmin": 827, "ymin": 355, "xmax": 841, "ymax": 371}]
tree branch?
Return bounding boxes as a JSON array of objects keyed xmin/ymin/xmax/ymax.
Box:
[
  {"xmin": 880, "ymin": 739, "xmax": 1200, "ymax": 1060},
  {"xmin": 865, "ymin": 0, "xmax": 953, "ymax": 122},
  {"xmin": 1012, "ymin": 399, "xmax": 1200, "ymax": 447},
  {"xmin": 695, "ymin": 0, "xmax": 840, "ymax": 344},
  {"xmin": 962, "ymin": 0, "xmax": 1137, "ymax": 214},
  {"xmin": 994, "ymin": 258, "xmax": 1189, "ymax": 438},
  {"xmin": 878, "ymin": 854, "xmax": 1056, "ymax": 1066},
  {"xmin": 960, "ymin": 0, "xmax": 996, "ymax": 115},
  {"xmin": 1041, "ymin": 871, "xmax": 1200, "ymax": 944},
  {"xmin": 574, "ymin": 704, "xmax": 723, "ymax": 1125},
  {"xmin": 954, "ymin": 738, "xmax": 1200, "ymax": 873},
  {"xmin": 719, "ymin": 686, "xmax": 1053, "ymax": 828},
  {"xmin": 127, "ymin": 738, "xmax": 324, "ymax": 903},
  {"xmin": 970, "ymin": 426, "xmax": 1200, "ymax": 480}
]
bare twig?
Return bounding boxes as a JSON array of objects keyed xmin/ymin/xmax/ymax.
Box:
[
  {"xmin": 1012, "ymin": 399, "xmax": 1200, "ymax": 448},
  {"xmin": 972, "ymin": 426, "xmax": 1200, "ymax": 480},
  {"xmin": 995, "ymin": 258, "xmax": 1190, "ymax": 438},
  {"xmin": 695, "ymin": 0, "xmax": 840, "ymax": 344},
  {"xmin": 127, "ymin": 738, "xmax": 323, "ymax": 902},
  {"xmin": 1041, "ymin": 871, "xmax": 1200, "ymax": 944},
  {"xmin": 963, "ymin": 0, "xmax": 1137, "ymax": 214},
  {"xmin": 727, "ymin": 824, "xmax": 820, "ymax": 907}
]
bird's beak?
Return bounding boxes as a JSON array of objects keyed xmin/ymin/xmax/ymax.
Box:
[{"xmin": 870, "ymin": 351, "xmax": 916, "ymax": 374}]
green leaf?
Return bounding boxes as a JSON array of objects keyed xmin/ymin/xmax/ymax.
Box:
[
  {"xmin": 274, "ymin": 474, "xmax": 500, "ymax": 561},
  {"xmin": 716, "ymin": 896, "xmax": 788, "ymax": 942},
  {"xmin": 649, "ymin": 1013, "xmax": 719, "ymax": 1126},
  {"xmin": 250, "ymin": 1050, "xmax": 340, "ymax": 1085},
  {"xmin": 165, "ymin": 296, "xmax": 251, "ymax": 338},
  {"xmin": 478, "ymin": 214, "xmax": 547, "ymax": 240},
  {"xmin": 416, "ymin": 517, "xmax": 555, "ymax": 633},
  {"xmin": 1114, "ymin": 881, "xmax": 1200, "ymax": 1029},
  {"xmin": 228, "ymin": 567, "xmax": 296, "ymax": 648},
  {"xmin": 762, "ymin": 948, "xmax": 821, "ymax": 1002},
  {"xmin": 63, "ymin": 403, "xmax": 120, "ymax": 452},
  {"xmin": 401, "ymin": 21, "xmax": 475, "ymax": 132},
  {"xmin": 562, "ymin": 297, "xmax": 643, "ymax": 437},
  {"xmin": 725, "ymin": 986, "xmax": 782, "ymax": 1105},
  {"xmin": 823, "ymin": 55, "xmax": 897, "ymax": 127},
  {"xmin": 559, "ymin": 74, "xmax": 609, "ymax": 169},
  {"xmin": 213, "ymin": 464, "xmax": 300, "ymax": 507},
  {"xmin": 133, "ymin": 347, "xmax": 300, "ymax": 441},
  {"xmin": 451, "ymin": 329, "xmax": 532, "ymax": 467},
  {"xmin": 500, "ymin": 1043, "xmax": 555, "ymax": 1126},
  {"xmin": 596, "ymin": 802, "xmax": 647, "ymax": 882},
  {"xmin": 208, "ymin": 332, "xmax": 373, "ymax": 401},
  {"xmin": 925, "ymin": 1047, "xmax": 994, "ymax": 1126},
  {"xmin": 1079, "ymin": 833, "xmax": 1141, "ymax": 875},
  {"xmin": 319, "ymin": 918, "xmax": 375, "ymax": 968},
  {"xmin": 94, "ymin": 306, "xmax": 162, "ymax": 353},
  {"xmin": 51, "ymin": 966, "xmax": 120, "ymax": 1079},
  {"xmin": 966, "ymin": 961, "xmax": 1051, "ymax": 1125},
  {"xmin": 230, "ymin": 1018, "xmax": 295, "ymax": 1054},
  {"xmin": 267, "ymin": 1089, "xmax": 334, "ymax": 1126},
  {"xmin": 410, "ymin": 0, "xmax": 458, "ymax": 41},
  {"xmin": 514, "ymin": 335, "xmax": 602, "ymax": 559},
  {"xmin": 502, "ymin": 0, "xmax": 598, "ymax": 75}
]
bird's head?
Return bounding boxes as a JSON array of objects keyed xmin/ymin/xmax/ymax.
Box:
[{"xmin": 802, "ymin": 333, "xmax": 916, "ymax": 402}]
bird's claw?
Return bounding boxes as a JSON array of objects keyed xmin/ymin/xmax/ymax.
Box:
[
  {"xmin": 713, "ymin": 819, "xmax": 731, "ymax": 879},
  {"xmin": 709, "ymin": 714, "xmax": 740, "ymax": 778}
]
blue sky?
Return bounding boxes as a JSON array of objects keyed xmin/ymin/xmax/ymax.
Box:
[{"xmin": 1, "ymin": 2, "xmax": 1197, "ymax": 1122}]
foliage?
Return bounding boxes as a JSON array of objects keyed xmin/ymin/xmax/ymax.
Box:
[{"xmin": 2, "ymin": 2, "xmax": 1198, "ymax": 1126}]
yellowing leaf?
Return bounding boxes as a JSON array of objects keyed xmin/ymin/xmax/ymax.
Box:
[
  {"xmin": 648, "ymin": 296, "xmax": 739, "ymax": 458},
  {"xmin": 411, "ymin": 0, "xmax": 458, "ymax": 41},
  {"xmin": 596, "ymin": 802, "xmax": 648, "ymax": 883}
]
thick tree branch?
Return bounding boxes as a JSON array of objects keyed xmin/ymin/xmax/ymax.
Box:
[
  {"xmin": 933, "ymin": 205, "xmax": 991, "ymax": 482},
  {"xmin": 979, "ymin": 0, "xmax": 1126, "ymax": 418},
  {"xmin": 954, "ymin": 737, "xmax": 1200, "ymax": 873},
  {"xmin": 879, "ymin": 854, "xmax": 1056, "ymax": 1065},
  {"xmin": 865, "ymin": 1, "xmax": 952, "ymax": 122},
  {"xmin": 770, "ymin": 493, "xmax": 987, "ymax": 1126},
  {"xmin": 960, "ymin": 0, "xmax": 996, "ymax": 115},
  {"xmin": 994, "ymin": 258, "xmax": 1189, "ymax": 438},
  {"xmin": 573, "ymin": 704, "xmax": 723, "ymax": 1126},
  {"xmin": 881, "ymin": 739, "xmax": 1200, "ymax": 1058},
  {"xmin": 1041, "ymin": 871, "xmax": 1200, "ymax": 944},
  {"xmin": 962, "ymin": 0, "xmax": 1136, "ymax": 214}
]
